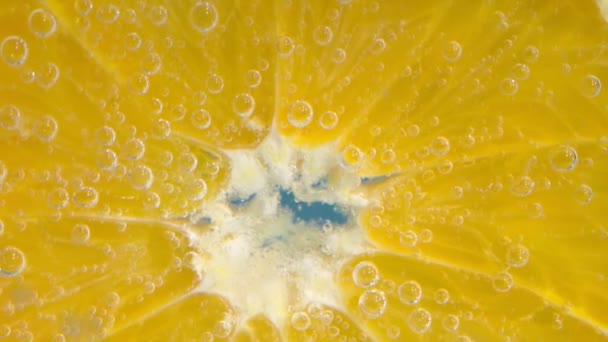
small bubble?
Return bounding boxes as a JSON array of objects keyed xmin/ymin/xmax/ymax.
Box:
[
  {"xmin": 37, "ymin": 63, "xmax": 60, "ymax": 89},
  {"xmin": 434, "ymin": 288, "xmax": 450, "ymax": 304},
  {"xmin": 407, "ymin": 124, "xmax": 420, "ymax": 137},
  {"xmin": 187, "ymin": 178, "xmax": 208, "ymax": 201},
  {"xmin": 386, "ymin": 325, "xmax": 400, "ymax": 339},
  {"xmin": 352, "ymin": 261, "xmax": 380, "ymax": 288},
  {"xmin": 332, "ymin": 48, "xmax": 347, "ymax": 64},
  {"xmin": 370, "ymin": 38, "xmax": 386, "ymax": 54},
  {"xmin": 575, "ymin": 184, "xmax": 593, "ymax": 205},
  {"xmin": 73, "ymin": 187, "xmax": 99, "ymax": 208},
  {"xmin": 232, "ymin": 93, "xmax": 256, "ymax": 118},
  {"xmin": 129, "ymin": 165, "xmax": 154, "ymax": 190},
  {"xmin": 313, "ymin": 25, "xmax": 333, "ymax": 46},
  {"xmin": 170, "ymin": 104, "xmax": 187, "ymax": 121},
  {"xmin": 105, "ymin": 292, "xmax": 120, "ymax": 308},
  {"xmin": 548, "ymin": 145, "xmax": 577, "ymax": 172},
  {"xmin": 124, "ymin": 32, "xmax": 142, "ymax": 51},
  {"xmin": 74, "ymin": 0, "xmax": 93, "ymax": 15},
  {"xmin": 499, "ymin": 78, "xmax": 519, "ymax": 96},
  {"xmin": 206, "ymin": 74, "xmax": 224, "ymax": 94},
  {"xmin": 148, "ymin": 5, "xmax": 168, "ymax": 26},
  {"xmin": 129, "ymin": 73, "xmax": 150, "ymax": 95},
  {"xmin": 580, "ymin": 74, "xmax": 601, "ymax": 98},
  {"xmin": 244, "ymin": 69, "xmax": 262, "ymax": 88},
  {"xmin": 278, "ymin": 36, "xmax": 295, "ymax": 57},
  {"xmin": 507, "ymin": 244, "xmax": 529, "ymax": 268},
  {"xmin": 177, "ymin": 152, "xmax": 198, "ymax": 173},
  {"xmin": 0, "ymin": 246, "xmax": 26, "ymax": 276},
  {"xmin": 191, "ymin": 109, "xmax": 212, "ymax": 130},
  {"xmin": 492, "ymin": 271, "xmax": 513, "ymax": 292},
  {"xmin": 419, "ymin": 229, "xmax": 433, "ymax": 243},
  {"xmin": 190, "ymin": 1, "xmax": 219, "ymax": 34},
  {"xmin": 71, "ymin": 224, "xmax": 91, "ymax": 244},
  {"xmin": 95, "ymin": 126, "xmax": 116, "ymax": 146},
  {"xmin": 97, "ymin": 149, "xmax": 117, "ymax": 170},
  {"xmin": 358, "ymin": 289, "xmax": 387, "ymax": 319},
  {"xmin": 96, "ymin": 4, "xmax": 120, "ymax": 24},
  {"xmin": 151, "ymin": 118, "xmax": 171, "ymax": 139},
  {"xmin": 0, "ymin": 325, "xmax": 10, "ymax": 338},
  {"xmin": 288, "ymin": 100, "xmax": 314, "ymax": 128},
  {"xmin": 430, "ymin": 136, "xmax": 450, "ymax": 156},
  {"xmin": 510, "ymin": 176, "xmax": 535, "ymax": 197},
  {"xmin": 398, "ymin": 280, "xmax": 422, "ymax": 305},
  {"xmin": 442, "ymin": 314, "xmax": 460, "ymax": 332},
  {"xmin": 399, "ymin": 230, "xmax": 417, "ymax": 248},
  {"xmin": 368, "ymin": 215, "xmax": 382, "ymax": 228},
  {"xmin": 408, "ymin": 308, "xmax": 432, "ymax": 334},
  {"xmin": 1, "ymin": 36, "xmax": 28, "ymax": 67},
  {"xmin": 142, "ymin": 53, "xmax": 162, "ymax": 75},
  {"xmin": 522, "ymin": 45, "xmax": 540, "ymax": 63},
  {"xmin": 442, "ymin": 41, "xmax": 462, "ymax": 62},
  {"xmin": 143, "ymin": 191, "xmax": 161, "ymax": 209},
  {"xmin": 338, "ymin": 145, "xmax": 363, "ymax": 170},
  {"xmin": 33, "ymin": 115, "xmax": 58, "ymax": 142},
  {"xmin": 291, "ymin": 312, "xmax": 311, "ymax": 331},
  {"xmin": 28, "ymin": 8, "xmax": 57, "ymax": 38},
  {"xmin": 213, "ymin": 321, "xmax": 233, "ymax": 338},
  {"xmin": 511, "ymin": 63, "xmax": 530, "ymax": 80},
  {"xmin": 0, "ymin": 104, "xmax": 21, "ymax": 130},
  {"xmin": 319, "ymin": 110, "xmax": 339, "ymax": 130}
]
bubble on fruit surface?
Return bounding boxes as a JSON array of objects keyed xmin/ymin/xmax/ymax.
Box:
[
  {"xmin": 442, "ymin": 40, "xmax": 462, "ymax": 62},
  {"xmin": 338, "ymin": 145, "xmax": 363, "ymax": 171},
  {"xmin": 358, "ymin": 289, "xmax": 387, "ymax": 319},
  {"xmin": 125, "ymin": 32, "xmax": 142, "ymax": 51},
  {"xmin": 124, "ymin": 138, "xmax": 145, "ymax": 160},
  {"xmin": 442, "ymin": 314, "xmax": 460, "ymax": 332},
  {"xmin": 0, "ymin": 104, "xmax": 21, "ymax": 130},
  {"xmin": 28, "ymin": 8, "xmax": 57, "ymax": 38},
  {"xmin": 0, "ymin": 162, "xmax": 5, "ymax": 185},
  {"xmin": 291, "ymin": 312, "xmax": 311, "ymax": 331},
  {"xmin": 244, "ymin": 69, "xmax": 262, "ymax": 88},
  {"xmin": 187, "ymin": 178, "xmax": 207, "ymax": 201},
  {"xmin": 37, "ymin": 63, "xmax": 60, "ymax": 89},
  {"xmin": 408, "ymin": 308, "xmax": 432, "ymax": 334},
  {"xmin": 206, "ymin": 74, "xmax": 224, "ymax": 94},
  {"xmin": 48, "ymin": 187, "xmax": 69, "ymax": 209},
  {"xmin": 400, "ymin": 230, "xmax": 417, "ymax": 248},
  {"xmin": 352, "ymin": 261, "xmax": 380, "ymax": 288},
  {"xmin": 507, "ymin": 244, "xmax": 530, "ymax": 268},
  {"xmin": 492, "ymin": 271, "xmax": 513, "ymax": 293},
  {"xmin": 511, "ymin": 63, "xmax": 530, "ymax": 80},
  {"xmin": 73, "ymin": 186, "xmax": 99, "ymax": 208},
  {"xmin": 105, "ymin": 292, "xmax": 120, "ymax": 308},
  {"xmin": 549, "ymin": 145, "xmax": 578, "ymax": 172},
  {"xmin": 434, "ymin": 288, "xmax": 450, "ymax": 304},
  {"xmin": 278, "ymin": 36, "xmax": 295, "ymax": 57},
  {"xmin": 129, "ymin": 165, "xmax": 154, "ymax": 190},
  {"xmin": 152, "ymin": 118, "xmax": 171, "ymax": 139},
  {"xmin": 74, "ymin": 0, "xmax": 93, "ymax": 15},
  {"xmin": 288, "ymin": 100, "xmax": 314, "ymax": 127},
  {"xmin": 1, "ymin": 36, "xmax": 28, "ymax": 67},
  {"xmin": 575, "ymin": 184, "xmax": 593, "ymax": 205},
  {"xmin": 580, "ymin": 74, "xmax": 601, "ymax": 98},
  {"xmin": 430, "ymin": 136, "xmax": 450, "ymax": 156},
  {"xmin": 142, "ymin": 52, "xmax": 162, "ymax": 75},
  {"xmin": 313, "ymin": 25, "xmax": 333, "ymax": 46},
  {"xmin": 398, "ymin": 280, "xmax": 422, "ymax": 305},
  {"xmin": 190, "ymin": 1, "xmax": 219, "ymax": 34},
  {"xmin": 148, "ymin": 5, "xmax": 168, "ymax": 26},
  {"xmin": 71, "ymin": 224, "xmax": 91, "ymax": 244},
  {"xmin": 96, "ymin": 4, "xmax": 120, "ymax": 24},
  {"xmin": 97, "ymin": 149, "xmax": 118, "ymax": 170},
  {"xmin": 129, "ymin": 73, "xmax": 150, "ymax": 95},
  {"xmin": 499, "ymin": 78, "xmax": 519, "ymax": 96},
  {"xmin": 143, "ymin": 191, "xmax": 161, "ymax": 209},
  {"xmin": 191, "ymin": 109, "xmax": 212, "ymax": 130},
  {"xmin": 510, "ymin": 176, "xmax": 535, "ymax": 197},
  {"xmin": 0, "ymin": 246, "xmax": 26, "ymax": 277},
  {"xmin": 332, "ymin": 48, "xmax": 347, "ymax": 64},
  {"xmin": 232, "ymin": 93, "xmax": 256, "ymax": 118},
  {"xmin": 177, "ymin": 152, "xmax": 198, "ymax": 173},
  {"xmin": 319, "ymin": 110, "xmax": 339, "ymax": 130}
]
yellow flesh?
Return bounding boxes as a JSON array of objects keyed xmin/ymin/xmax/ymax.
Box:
[{"xmin": 1, "ymin": 0, "xmax": 608, "ymax": 341}]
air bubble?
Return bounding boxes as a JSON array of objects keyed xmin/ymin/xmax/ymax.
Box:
[
  {"xmin": 206, "ymin": 74, "xmax": 224, "ymax": 94},
  {"xmin": 28, "ymin": 8, "xmax": 57, "ymax": 38},
  {"xmin": 492, "ymin": 271, "xmax": 513, "ymax": 293},
  {"xmin": 386, "ymin": 326, "xmax": 400, "ymax": 339},
  {"xmin": 190, "ymin": 2, "xmax": 219, "ymax": 34},
  {"xmin": 105, "ymin": 292, "xmax": 120, "ymax": 308},
  {"xmin": 71, "ymin": 224, "xmax": 91, "ymax": 244},
  {"xmin": 291, "ymin": 312, "xmax": 311, "ymax": 331},
  {"xmin": 511, "ymin": 63, "xmax": 530, "ymax": 80},
  {"xmin": 442, "ymin": 41, "xmax": 462, "ymax": 62},
  {"xmin": 34, "ymin": 115, "xmax": 58, "ymax": 142},
  {"xmin": 408, "ymin": 308, "xmax": 432, "ymax": 334},
  {"xmin": 177, "ymin": 152, "xmax": 198, "ymax": 173},
  {"xmin": 96, "ymin": 4, "xmax": 120, "ymax": 24},
  {"xmin": 148, "ymin": 5, "xmax": 168, "ymax": 26},
  {"xmin": 580, "ymin": 74, "xmax": 601, "ymax": 98},
  {"xmin": 398, "ymin": 280, "xmax": 422, "ymax": 305},
  {"xmin": 370, "ymin": 38, "xmax": 386, "ymax": 54},
  {"xmin": 380, "ymin": 149, "xmax": 396, "ymax": 164},
  {"xmin": 358, "ymin": 289, "xmax": 387, "ymax": 319},
  {"xmin": 187, "ymin": 178, "xmax": 208, "ymax": 201},
  {"xmin": 278, "ymin": 36, "xmax": 295, "ymax": 57},
  {"xmin": 244, "ymin": 69, "xmax": 262, "ymax": 88},
  {"xmin": 129, "ymin": 73, "xmax": 150, "ymax": 95},
  {"xmin": 0, "ymin": 246, "xmax": 26, "ymax": 277},
  {"xmin": 332, "ymin": 48, "xmax": 347, "ymax": 64},
  {"xmin": 142, "ymin": 53, "xmax": 162, "ymax": 75},
  {"xmin": 510, "ymin": 176, "xmax": 534, "ymax": 197},
  {"xmin": 0, "ymin": 104, "xmax": 21, "ymax": 130},
  {"xmin": 37, "ymin": 63, "xmax": 60, "ymax": 89},
  {"xmin": 73, "ymin": 187, "xmax": 99, "ymax": 208},
  {"xmin": 575, "ymin": 184, "xmax": 593, "ymax": 205},
  {"xmin": 1, "ymin": 36, "xmax": 28, "ymax": 67},
  {"xmin": 419, "ymin": 229, "xmax": 433, "ymax": 243},
  {"xmin": 97, "ymin": 149, "xmax": 117, "ymax": 170},
  {"xmin": 430, "ymin": 136, "xmax": 450, "ymax": 156},
  {"xmin": 124, "ymin": 138, "xmax": 145, "ymax": 160},
  {"xmin": 507, "ymin": 244, "xmax": 529, "ymax": 268},
  {"xmin": 522, "ymin": 45, "xmax": 540, "ymax": 63},
  {"xmin": 319, "ymin": 110, "xmax": 338, "ymax": 130},
  {"xmin": 129, "ymin": 165, "xmax": 154, "ymax": 190},
  {"xmin": 288, "ymin": 100, "xmax": 314, "ymax": 127},
  {"xmin": 338, "ymin": 145, "xmax": 363, "ymax": 170},
  {"xmin": 313, "ymin": 25, "xmax": 333, "ymax": 46},
  {"xmin": 407, "ymin": 124, "xmax": 420, "ymax": 137},
  {"xmin": 0, "ymin": 325, "xmax": 9, "ymax": 338},
  {"xmin": 352, "ymin": 261, "xmax": 380, "ymax": 288},
  {"xmin": 95, "ymin": 126, "xmax": 116, "ymax": 146},
  {"xmin": 399, "ymin": 230, "xmax": 417, "ymax": 248},
  {"xmin": 434, "ymin": 288, "xmax": 450, "ymax": 304},
  {"xmin": 232, "ymin": 93, "xmax": 256, "ymax": 118},
  {"xmin": 124, "ymin": 32, "xmax": 142, "ymax": 51},
  {"xmin": 191, "ymin": 109, "xmax": 211, "ymax": 130},
  {"xmin": 74, "ymin": 0, "xmax": 93, "ymax": 15},
  {"xmin": 143, "ymin": 191, "xmax": 161, "ymax": 209},
  {"xmin": 499, "ymin": 78, "xmax": 519, "ymax": 96},
  {"xmin": 368, "ymin": 215, "xmax": 382, "ymax": 228},
  {"xmin": 151, "ymin": 118, "xmax": 171, "ymax": 139},
  {"xmin": 442, "ymin": 314, "xmax": 460, "ymax": 332}
]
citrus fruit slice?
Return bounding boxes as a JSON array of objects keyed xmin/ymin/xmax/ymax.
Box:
[{"xmin": 1, "ymin": 0, "xmax": 607, "ymax": 341}]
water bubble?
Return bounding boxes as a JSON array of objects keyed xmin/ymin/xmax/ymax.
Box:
[
  {"xmin": 190, "ymin": 2, "xmax": 219, "ymax": 34},
  {"xmin": 319, "ymin": 110, "xmax": 339, "ymax": 130},
  {"xmin": 1, "ymin": 36, "xmax": 28, "ymax": 67},
  {"xmin": 124, "ymin": 138, "xmax": 145, "ymax": 160},
  {"xmin": 187, "ymin": 178, "xmax": 208, "ymax": 201},
  {"xmin": 73, "ymin": 187, "xmax": 99, "ymax": 208},
  {"xmin": 434, "ymin": 288, "xmax": 450, "ymax": 304},
  {"xmin": 419, "ymin": 229, "xmax": 433, "ymax": 243},
  {"xmin": 74, "ymin": 0, "xmax": 93, "ymax": 15},
  {"xmin": 129, "ymin": 73, "xmax": 150, "ymax": 95},
  {"xmin": 399, "ymin": 230, "xmax": 417, "ymax": 248},
  {"xmin": 71, "ymin": 223, "xmax": 91, "ymax": 244},
  {"xmin": 407, "ymin": 124, "xmax": 420, "ymax": 137},
  {"xmin": 37, "ymin": 63, "xmax": 60, "ymax": 89},
  {"xmin": 313, "ymin": 25, "xmax": 333, "ymax": 46},
  {"xmin": 170, "ymin": 104, "xmax": 187, "ymax": 121},
  {"xmin": 430, "ymin": 136, "xmax": 450, "ymax": 156},
  {"xmin": 244, "ymin": 69, "xmax": 262, "ymax": 88},
  {"xmin": 148, "ymin": 5, "xmax": 168, "ymax": 26},
  {"xmin": 278, "ymin": 36, "xmax": 295, "ymax": 57},
  {"xmin": 510, "ymin": 176, "xmax": 535, "ymax": 197},
  {"xmin": 124, "ymin": 32, "xmax": 142, "ymax": 51},
  {"xmin": 151, "ymin": 118, "xmax": 171, "ymax": 139},
  {"xmin": 48, "ymin": 187, "xmax": 69, "ymax": 209},
  {"xmin": 499, "ymin": 78, "xmax": 519, "ymax": 96},
  {"xmin": 0, "ymin": 104, "xmax": 21, "ymax": 130},
  {"xmin": 97, "ymin": 149, "xmax": 117, "ymax": 170},
  {"xmin": 332, "ymin": 48, "xmax": 347, "ymax": 64},
  {"xmin": 398, "ymin": 280, "xmax": 422, "ymax": 305},
  {"xmin": 370, "ymin": 38, "xmax": 386, "ymax": 54},
  {"xmin": 368, "ymin": 215, "xmax": 382, "ymax": 228},
  {"xmin": 358, "ymin": 289, "xmax": 387, "ymax": 319},
  {"xmin": 548, "ymin": 145, "xmax": 577, "ymax": 172},
  {"xmin": 291, "ymin": 312, "xmax": 311, "ymax": 331},
  {"xmin": 105, "ymin": 292, "xmax": 120, "ymax": 308},
  {"xmin": 232, "ymin": 93, "xmax": 256, "ymax": 118},
  {"xmin": 28, "ymin": 8, "xmax": 57, "ymax": 38},
  {"xmin": 511, "ymin": 63, "xmax": 530, "ymax": 80},
  {"xmin": 442, "ymin": 314, "xmax": 460, "ymax": 332},
  {"xmin": 492, "ymin": 271, "xmax": 513, "ymax": 292},
  {"xmin": 177, "ymin": 152, "xmax": 198, "ymax": 173},
  {"xmin": 522, "ymin": 45, "xmax": 540, "ymax": 63},
  {"xmin": 580, "ymin": 74, "xmax": 601, "ymax": 98},
  {"xmin": 408, "ymin": 308, "xmax": 432, "ymax": 334},
  {"xmin": 507, "ymin": 244, "xmax": 529, "ymax": 268},
  {"xmin": 95, "ymin": 126, "xmax": 115, "ymax": 146},
  {"xmin": 142, "ymin": 53, "xmax": 162, "ymax": 75},
  {"xmin": 575, "ymin": 184, "xmax": 593, "ymax": 205},
  {"xmin": 206, "ymin": 74, "xmax": 224, "ymax": 94},
  {"xmin": 338, "ymin": 145, "xmax": 363, "ymax": 170},
  {"xmin": 213, "ymin": 321, "xmax": 233, "ymax": 338},
  {"xmin": 386, "ymin": 325, "xmax": 400, "ymax": 340},
  {"xmin": 191, "ymin": 109, "xmax": 212, "ymax": 130},
  {"xmin": 352, "ymin": 261, "xmax": 380, "ymax": 288},
  {"xmin": 288, "ymin": 100, "xmax": 314, "ymax": 127},
  {"xmin": 0, "ymin": 325, "xmax": 10, "ymax": 338},
  {"xmin": 129, "ymin": 165, "xmax": 154, "ymax": 190},
  {"xmin": 442, "ymin": 41, "xmax": 462, "ymax": 62},
  {"xmin": 96, "ymin": 4, "xmax": 120, "ymax": 24},
  {"xmin": 33, "ymin": 115, "xmax": 58, "ymax": 142},
  {"xmin": 0, "ymin": 246, "xmax": 26, "ymax": 276},
  {"xmin": 143, "ymin": 191, "xmax": 160, "ymax": 209}
]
